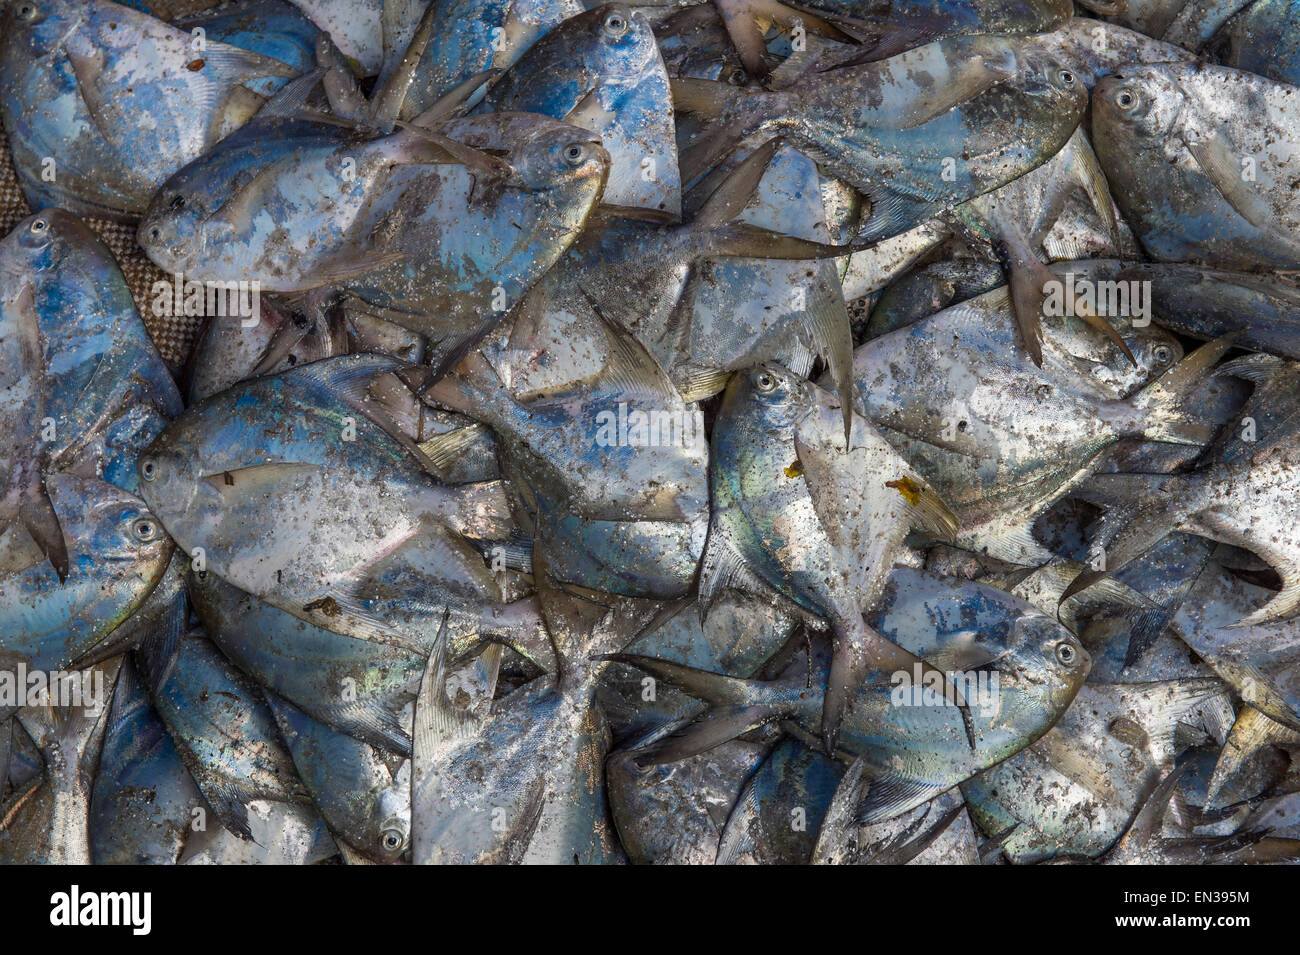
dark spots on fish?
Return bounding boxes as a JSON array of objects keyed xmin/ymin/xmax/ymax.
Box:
[
  {"xmin": 187, "ymin": 60, "xmax": 206, "ymax": 72},
  {"xmin": 304, "ymin": 596, "xmax": 341, "ymax": 617}
]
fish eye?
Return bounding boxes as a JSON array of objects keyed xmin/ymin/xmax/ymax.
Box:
[
  {"xmin": 1057, "ymin": 69, "xmax": 1076, "ymax": 87},
  {"xmin": 1116, "ymin": 89, "xmax": 1138, "ymax": 110},
  {"xmin": 195, "ymin": 568, "xmax": 208, "ymax": 582},
  {"xmin": 132, "ymin": 518, "xmax": 159, "ymax": 542},
  {"xmin": 1152, "ymin": 344, "xmax": 1172, "ymax": 365},
  {"xmin": 755, "ymin": 370, "xmax": 779, "ymax": 393},
  {"xmin": 727, "ymin": 67, "xmax": 748, "ymax": 87},
  {"xmin": 1055, "ymin": 642, "xmax": 1077, "ymax": 666},
  {"xmin": 147, "ymin": 225, "xmax": 162, "ymax": 241},
  {"xmin": 29, "ymin": 218, "xmax": 48, "ymax": 235},
  {"xmin": 140, "ymin": 457, "xmax": 158, "ymax": 481},
  {"xmin": 17, "ymin": 3, "xmax": 38, "ymax": 20},
  {"xmin": 563, "ymin": 143, "xmax": 588, "ymax": 167},
  {"xmin": 380, "ymin": 827, "xmax": 406, "ymax": 852},
  {"xmin": 602, "ymin": 12, "xmax": 629, "ymax": 37}
]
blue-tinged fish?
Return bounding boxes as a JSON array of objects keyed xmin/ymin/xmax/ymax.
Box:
[
  {"xmin": 489, "ymin": 4, "xmax": 682, "ymax": 220},
  {"xmin": 0, "ymin": 0, "xmax": 302, "ymax": 220},
  {"xmin": 89, "ymin": 658, "xmax": 204, "ymax": 864},
  {"xmin": 0, "ymin": 475, "xmax": 172, "ymax": 673}
]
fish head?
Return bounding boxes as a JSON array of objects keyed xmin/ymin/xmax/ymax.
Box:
[
  {"xmin": 372, "ymin": 779, "xmax": 411, "ymax": 863},
  {"xmin": 1093, "ymin": 66, "xmax": 1187, "ymax": 146},
  {"xmin": 1004, "ymin": 612, "xmax": 1091, "ymax": 710},
  {"xmin": 575, "ymin": 4, "xmax": 659, "ymax": 79},
  {"xmin": 0, "ymin": 209, "xmax": 89, "ymax": 285},
  {"xmin": 136, "ymin": 424, "xmax": 205, "ymax": 545},
  {"xmin": 47, "ymin": 473, "xmax": 172, "ymax": 570},
  {"xmin": 138, "ymin": 182, "xmax": 209, "ymax": 276},
  {"xmin": 3, "ymin": 0, "xmax": 83, "ymax": 57},
  {"xmin": 1018, "ymin": 47, "xmax": 1090, "ymax": 120},
  {"xmin": 725, "ymin": 362, "xmax": 807, "ymax": 432},
  {"xmin": 1122, "ymin": 324, "xmax": 1183, "ymax": 386},
  {"xmin": 513, "ymin": 121, "xmax": 612, "ymax": 199}
]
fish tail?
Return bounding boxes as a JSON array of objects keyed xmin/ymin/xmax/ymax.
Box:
[
  {"xmin": 371, "ymin": 0, "xmax": 441, "ymax": 130},
  {"xmin": 691, "ymin": 139, "xmax": 854, "ymax": 260},
  {"xmin": 1125, "ymin": 332, "xmax": 1240, "ymax": 445},
  {"xmin": 600, "ymin": 653, "xmax": 764, "ymax": 707},
  {"xmin": 1206, "ymin": 707, "xmax": 1300, "ymax": 811},
  {"xmin": 17, "ymin": 658, "xmax": 122, "ymax": 781},
  {"xmin": 672, "ymin": 77, "xmax": 771, "ymax": 183},
  {"xmin": 1070, "ymin": 471, "xmax": 1206, "ymax": 575}
]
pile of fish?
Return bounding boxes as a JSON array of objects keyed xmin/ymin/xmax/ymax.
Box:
[{"xmin": 4, "ymin": 0, "xmax": 1300, "ymax": 865}]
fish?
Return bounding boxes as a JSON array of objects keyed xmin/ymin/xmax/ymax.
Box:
[
  {"xmin": 813, "ymin": 781, "xmax": 979, "ymax": 865},
  {"xmin": 134, "ymin": 612, "xmax": 313, "ymax": 840},
  {"xmin": 722, "ymin": 0, "xmax": 1074, "ymax": 70},
  {"xmin": 487, "ymin": 3, "xmax": 682, "ymax": 220},
  {"xmin": 1022, "ymin": 18, "xmax": 1196, "ymax": 88},
  {"xmin": 394, "ymin": 0, "xmax": 583, "ymax": 119},
  {"xmin": 1, "ymin": 209, "xmax": 181, "ymax": 579},
  {"xmin": 962, "ymin": 679, "xmax": 1234, "ymax": 862},
  {"xmin": 703, "ymin": 362, "xmax": 962, "ymax": 749},
  {"xmin": 137, "ymin": 355, "xmax": 520, "ymax": 645},
  {"xmin": 190, "ymin": 567, "xmax": 550, "ymax": 755},
  {"xmin": 672, "ymin": 34, "xmax": 1087, "ymax": 240},
  {"xmin": 864, "ymin": 258, "xmax": 1005, "ymax": 339},
  {"xmin": 1117, "ymin": 264, "xmax": 1300, "ymax": 361},
  {"xmin": 1075, "ymin": 356, "xmax": 1300, "ymax": 627},
  {"xmin": 598, "ymin": 593, "xmax": 796, "ymax": 743},
  {"xmin": 178, "ymin": 801, "xmax": 337, "ymax": 864},
  {"xmin": 0, "ymin": 0, "xmax": 302, "ymax": 220},
  {"xmin": 844, "ymin": 290, "xmax": 1227, "ymax": 563},
  {"xmin": 410, "ymin": 554, "xmax": 667, "ymax": 864},
  {"xmin": 174, "ymin": 0, "xmax": 325, "ymax": 83},
  {"xmin": 185, "ymin": 298, "xmax": 349, "ymax": 404},
  {"xmin": 953, "ymin": 128, "xmax": 1129, "ymax": 365},
  {"xmin": 268, "ymin": 693, "xmax": 412, "ymax": 863},
  {"xmin": 0, "ymin": 475, "xmax": 173, "ymax": 673},
  {"xmin": 606, "ymin": 734, "xmax": 771, "ymax": 864},
  {"xmin": 1093, "ymin": 762, "xmax": 1300, "ymax": 865},
  {"xmin": 1215, "ymin": 0, "xmax": 1300, "ymax": 87},
  {"xmin": 1093, "ymin": 62, "xmax": 1300, "ymax": 269},
  {"xmin": 612, "ymin": 568, "xmax": 1091, "ymax": 822},
  {"xmin": 0, "ymin": 658, "xmax": 121, "ymax": 864},
  {"xmin": 662, "ymin": 144, "xmax": 855, "ymax": 407},
  {"xmin": 1168, "ymin": 557, "xmax": 1300, "ymax": 734},
  {"xmin": 714, "ymin": 738, "xmax": 843, "ymax": 864},
  {"xmin": 89, "ymin": 658, "xmax": 204, "ymax": 865}
]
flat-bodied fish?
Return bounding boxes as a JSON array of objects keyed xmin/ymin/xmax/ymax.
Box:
[
  {"xmin": 703, "ymin": 363, "xmax": 961, "ymax": 748},
  {"xmin": 0, "ymin": 0, "xmax": 301, "ymax": 220},
  {"xmin": 1093, "ymin": 62, "xmax": 1300, "ymax": 269},
  {"xmin": 488, "ymin": 4, "xmax": 682, "ymax": 220},
  {"xmin": 673, "ymin": 34, "xmax": 1087, "ymax": 242}
]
